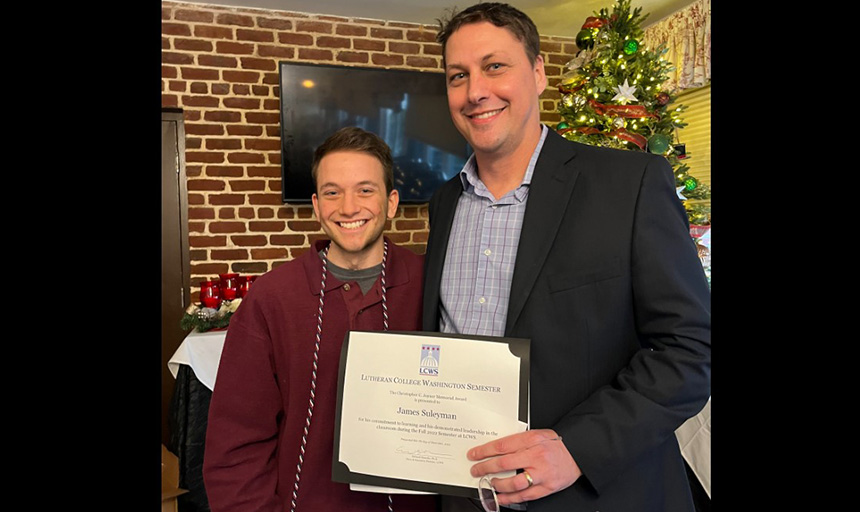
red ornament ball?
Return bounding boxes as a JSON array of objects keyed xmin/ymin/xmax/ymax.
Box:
[{"xmin": 657, "ymin": 92, "xmax": 670, "ymax": 106}]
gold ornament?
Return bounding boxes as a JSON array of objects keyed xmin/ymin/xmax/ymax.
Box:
[{"xmin": 561, "ymin": 70, "xmax": 585, "ymax": 87}]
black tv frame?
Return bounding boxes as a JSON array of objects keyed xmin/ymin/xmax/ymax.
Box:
[{"xmin": 278, "ymin": 61, "xmax": 471, "ymax": 204}]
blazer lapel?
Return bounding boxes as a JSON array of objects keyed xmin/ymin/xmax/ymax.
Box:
[
  {"xmin": 423, "ymin": 177, "xmax": 462, "ymax": 330},
  {"xmin": 505, "ymin": 130, "xmax": 581, "ymax": 335}
]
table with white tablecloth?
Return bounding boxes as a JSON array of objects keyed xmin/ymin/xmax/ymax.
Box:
[
  {"xmin": 168, "ymin": 328, "xmax": 227, "ymax": 390},
  {"xmin": 167, "ymin": 329, "xmax": 228, "ymax": 512}
]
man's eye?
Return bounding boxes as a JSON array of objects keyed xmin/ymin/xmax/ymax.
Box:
[
  {"xmin": 487, "ymin": 63, "xmax": 504, "ymax": 72},
  {"xmin": 449, "ymin": 72, "xmax": 465, "ymax": 82}
]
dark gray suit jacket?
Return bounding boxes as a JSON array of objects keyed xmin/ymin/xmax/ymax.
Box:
[{"xmin": 423, "ymin": 129, "xmax": 711, "ymax": 511}]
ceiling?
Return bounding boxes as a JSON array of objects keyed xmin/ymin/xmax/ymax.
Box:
[{"xmin": 184, "ymin": 0, "xmax": 695, "ymax": 38}]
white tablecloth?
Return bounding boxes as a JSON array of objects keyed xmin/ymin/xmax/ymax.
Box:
[
  {"xmin": 167, "ymin": 329, "xmax": 227, "ymax": 391},
  {"xmin": 676, "ymin": 398, "xmax": 711, "ymax": 497}
]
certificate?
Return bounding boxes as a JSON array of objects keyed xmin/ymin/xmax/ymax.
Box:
[{"xmin": 332, "ymin": 331, "xmax": 530, "ymax": 498}]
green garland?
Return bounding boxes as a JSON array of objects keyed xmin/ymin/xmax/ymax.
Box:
[
  {"xmin": 180, "ymin": 311, "xmax": 233, "ymax": 332},
  {"xmin": 180, "ymin": 299, "xmax": 242, "ymax": 333}
]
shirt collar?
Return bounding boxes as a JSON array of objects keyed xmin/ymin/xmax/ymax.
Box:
[
  {"xmin": 304, "ymin": 237, "xmax": 409, "ymax": 295},
  {"xmin": 458, "ymin": 124, "xmax": 549, "ymax": 197}
]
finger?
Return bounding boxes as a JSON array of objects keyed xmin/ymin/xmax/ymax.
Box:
[
  {"xmin": 467, "ymin": 429, "xmax": 559, "ymax": 461},
  {"xmin": 469, "ymin": 450, "xmax": 534, "ymax": 477},
  {"xmin": 467, "ymin": 432, "xmax": 528, "ymax": 461}
]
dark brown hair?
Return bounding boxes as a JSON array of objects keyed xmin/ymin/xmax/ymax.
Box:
[
  {"xmin": 311, "ymin": 126, "xmax": 395, "ymax": 194},
  {"xmin": 436, "ymin": 2, "xmax": 541, "ymax": 65}
]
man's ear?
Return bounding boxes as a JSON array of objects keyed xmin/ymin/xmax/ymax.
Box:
[
  {"xmin": 386, "ymin": 189, "xmax": 400, "ymax": 220},
  {"xmin": 533, "ymin": 54, "xmax": 548, "ymax": 95}
]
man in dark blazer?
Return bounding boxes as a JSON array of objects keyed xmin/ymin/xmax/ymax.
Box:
[{"xmin": 423, "ymin": 3, "xmax": 711, "ymax": 511}]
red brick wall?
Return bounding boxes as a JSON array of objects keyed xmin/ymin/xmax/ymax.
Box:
[{"xmin": 161, "ymin": 1, "xmax": 576, "ymax": 297}]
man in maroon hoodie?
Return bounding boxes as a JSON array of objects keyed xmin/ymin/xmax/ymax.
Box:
[{"xmin": 203, "ymin": 127, "xmax": 436, "ymax": 512}]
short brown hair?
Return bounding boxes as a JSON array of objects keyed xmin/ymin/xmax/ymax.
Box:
[
  {"xmin": 436, "ymin": 2, "xmax": 541, "ymax": 66},
  {"xmin": 311, "ymin": 126, "xmax": 395, "ymax": 194}
]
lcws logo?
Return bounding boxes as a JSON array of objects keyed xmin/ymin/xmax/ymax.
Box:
[{"xmin": 419, "ymin": 345, "xmax": 440, "ymax": 376}]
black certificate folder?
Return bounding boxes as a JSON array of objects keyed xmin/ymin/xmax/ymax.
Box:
[{"xmin": 332, "ymin": 330, "xmax": 531, "ymax": 498}]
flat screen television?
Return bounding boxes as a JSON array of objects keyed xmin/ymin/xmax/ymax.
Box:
[{"xmin": 279, "ymin": 61, "xmax": 471, "ymax": 203}]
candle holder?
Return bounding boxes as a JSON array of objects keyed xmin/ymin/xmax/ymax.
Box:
[
  {"xmin": 219, "ymin": 273, "xmax": 240, "ymax": 301},
  {"xmin": 199, "ymin": 280, "xmax": 222, "ymax": 309},
  {"xmin": 238, "ymin": 275, "xmax": 258, "ymax": 298}
]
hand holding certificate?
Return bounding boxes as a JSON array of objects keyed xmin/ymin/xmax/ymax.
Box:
[{"xmin": 332, "ymin": 331, "xmax": 530, "ymax": 498}]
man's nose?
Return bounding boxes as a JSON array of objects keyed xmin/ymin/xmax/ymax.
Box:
[
  {"xmin": 468, "ymin": 74, "xmax": 489, "ymax": 104},
  {"xmin": 340, "ymin": 192, "xmax": 360, "ymax": 215}
]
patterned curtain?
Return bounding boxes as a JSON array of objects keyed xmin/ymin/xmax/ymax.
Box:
[{"xmin": 642, "ymin": 0, "xmax": 711, "ymax": 93}]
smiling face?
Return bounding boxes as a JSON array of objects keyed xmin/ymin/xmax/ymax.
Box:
[
  {"xmin": 444, "ymin": 21, "xmax": 547, "ymax": 163},
  {"xmin": 312, "ymin": 150, "xmax": 399, "ymax": 269}
]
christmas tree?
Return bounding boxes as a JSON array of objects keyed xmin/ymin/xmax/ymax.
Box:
[{"xmin": 556, "ymin": 0, "xmax": 710, "ymax": 225}]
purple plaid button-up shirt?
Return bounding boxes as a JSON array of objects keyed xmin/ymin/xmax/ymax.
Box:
[{"xmin": 439, "ymin": 125, "xmax": 549, "ymax": 337}]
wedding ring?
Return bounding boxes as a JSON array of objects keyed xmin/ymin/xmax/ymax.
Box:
[{"xmin": 522, "ymin": 470, "xmax": 534, "ymax": 488}]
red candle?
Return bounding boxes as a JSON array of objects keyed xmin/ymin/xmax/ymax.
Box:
[
  {"xmin": 200, "ymin": 280, "xmax": 222, "ymax": 309},
  {"xmin": 238, "ymin": 275, "xmax": 258, "ymax": 298},
  {"xmin": 219, "ymin": 273, "xmax": 240, "ymax": 301}
]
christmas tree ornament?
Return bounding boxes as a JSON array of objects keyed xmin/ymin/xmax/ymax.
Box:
[
  {"xmin": 198, "ymin": 307, "xmax": 217, "ymax": 320},
  {"xmin": 613, "ymin": 116, "xmax": 625, "ymax": 129},
  {"xmin": 557, "ymin": 121, "xmax": 570, "ymax": 130},
  {"xmin": 560, "ymin": 72, "xmax": 587, "ymax": 90},
  {"xmin": 574, "ymin": 95, "xmax": 587, "ymax": 107},
  {"xmin": 647, "ymin": 133, "xmax": 670, "ymax": 154},
  {"xmin": 611, "ymin": 79, "xmax": 639, "ymax": 104},
  {"xmin": 562, "ymin": 94, "xmax": 575, "ymax": 108},
  {"xmin": 582, "ymin": 16, "xmax": 608, "ymax": 29},
  {"xmin": 676, "ymin": 186, "xmax": 687, "ymax": 200},
  {"xmin": 684, "ymin": 176, "xmax": 699, "ymax": 191},
  {"xmin": 576, "ymin": 29, "xmax": 595, "ymax": 50},
  {"xmin": 657, "ymin": 92, "xmax": 670, "ymax": 105},
  {"xmin": 623, "ymin": 39, "xmax": 639, "ymax": 55},
  {"xmin": 673, "ymin": 143, "xmax": 687, "ymax": 159},
  {"xmin": 560, "ymin": 70, "xmax": 578, "ymax": 85},
  {"xmin": 565, "ymin": 49, "xmax": 595, "ymax": 72}
]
